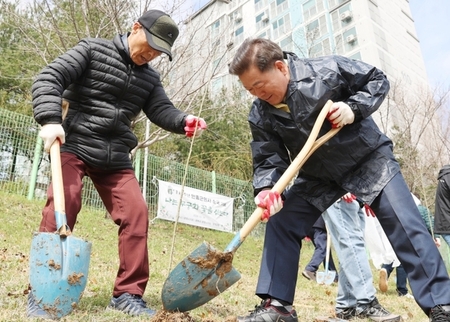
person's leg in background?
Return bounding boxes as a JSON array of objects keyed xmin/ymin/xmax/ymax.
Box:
[
  {"xmin": 323, "ymin": 199, "xmax": 400, "ymax": 321},
  {"xmin": 303, "ymin": 227, "xmax": 338, "ymax": 282},
  {"xmin": 379, "ymin": 262, "xmax": 394, "ymax": 293},
  {"xmin": 395, "ymin": 265, "xmax": 412, "ymax": 298},
  {"xmin": 371, "ymin": 172, "xmax": 450, "ymax": 318}
]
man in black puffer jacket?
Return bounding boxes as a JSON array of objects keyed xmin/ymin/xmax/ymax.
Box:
[{"xmin": 28, "ymin": 9, "xmax": 206, "ymax": 319}]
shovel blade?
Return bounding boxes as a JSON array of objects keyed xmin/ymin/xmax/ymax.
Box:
[
  {"xmin": 316, "ymin": 270, "xmax": 336, "ymax": 285},
  {"xmin": 29, "ymin": 232, "xmax": 92, "ymax": 318},
  {"xmin": 162, "ymin": 242, "xmax": 241, "ymax": 312}
]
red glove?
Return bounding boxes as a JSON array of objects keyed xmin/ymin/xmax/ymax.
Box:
[
  {"xmin": 342, "ymin": 193, "xmax": 356, "ymax": 203},
  {"xmin": 255, "ymin": 190, "xmax": 283, "ymax": 222},
  {"xmin": 364, "ymin": 204, "xmax": 376, "ymax": 217},
  {"xmin": 326, "ymin": 102, "xmax": 355, "ymax": 128},
  {"xmin": 184, "ymin": 115, "xmax": 207, "ymax": 137}
]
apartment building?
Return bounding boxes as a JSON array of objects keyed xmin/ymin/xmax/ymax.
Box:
[
  {"xmin": 178, "ymin": 0, "xmax": 426, "ymax": 92},
  {"xmin": 170, "ymin": 0, "xmax": 436, "ymax": 142}
]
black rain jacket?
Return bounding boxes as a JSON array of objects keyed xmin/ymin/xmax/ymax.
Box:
[
  {"xmin": 434, "ymin": 165, "xmax": 450, "ymax": 234},
  {"xmin": 32, "ymin": 34, "xmax": 187, "ymax": 170},
  {"xmin": 249, "ymin": 53, "xmax": 400, "ymax": 212}
]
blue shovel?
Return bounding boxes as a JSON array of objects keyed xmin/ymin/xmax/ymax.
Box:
[
  {"xmin": 162, "ymin": 100, "xmax": 341, "ymax": 312},
  {"xmin": 29, "ymin": 139, "xmax": 92, "ymax": 319}
]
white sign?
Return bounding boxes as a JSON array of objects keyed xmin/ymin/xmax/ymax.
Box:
[{"xmin": 156, "ymin": 179, "xmax": 234, "ymax": 232}]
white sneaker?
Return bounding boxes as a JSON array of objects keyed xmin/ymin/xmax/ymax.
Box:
[{"xmin": 399, "ymin": 293, "xmax": 414, "ymax": 299}]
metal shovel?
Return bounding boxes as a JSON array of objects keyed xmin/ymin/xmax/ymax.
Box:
[
  {"xmin": 316, "ymin": 227, "xmax": 336, "ymax": 285},
  {"xmin": 161, "ymin": 100, "xmax": 341, "ymax": 312},
  {"xmin": 29, "ymin": 139, "xmax": 92, "ymax": 319}
]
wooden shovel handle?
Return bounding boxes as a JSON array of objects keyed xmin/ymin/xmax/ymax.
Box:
[
  {"xmin": 49, "ymin": 139, "xmax": 70, "ymax": 237},
  {"xmin": 239, "ymin": 100, "xmax": 340, "ymax": 242},
  {"xmin": 50, "ymin": 141, "xmax": 64, "ymax": 213}
]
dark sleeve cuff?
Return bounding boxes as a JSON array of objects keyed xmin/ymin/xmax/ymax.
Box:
[{"xmin": 349, "ymin": 103, "xmax": 363, "ymax": 123}]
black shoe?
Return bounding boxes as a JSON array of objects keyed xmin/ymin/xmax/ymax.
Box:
[
  {"xmin": 108, "ymin": 293, "xmax": 156, "ymax": 317},
  {"xmin": 430, "ymin": 305, "xmax": 450, "ymax": 322},
  {"xmin": 336, "ymin": 307, "xmax": 356, "ymax": 320},
  {"xmin": 237, "ymin": 298, "xmax": 298, "ymax": 322},
  {"xmin": 359, "ymin": 298, "xmax": 401, "ymax": 322},
  {"xmin": 336, "ymin": 298, "xmax": 401, "ymax": 321}
]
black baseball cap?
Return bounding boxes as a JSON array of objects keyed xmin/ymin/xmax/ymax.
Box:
[{"xmin": 138, "ymin": 10, "xmax": 179, "ymax": 61}]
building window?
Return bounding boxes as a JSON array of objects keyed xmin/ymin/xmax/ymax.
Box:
[
  {"xmin": 212, "ymin": 58, "xmax": 221, "ymax": 71},
  {"xmin": 271, "ymin": 0, "xmax": 288, "ymax": 16},
  {"xmin": 280, "ymin": 35, "xmax": 294, "ymax": 52},
  {"xmin": 256, "ymin": 11, "xmax": 269, "ymax": 29},
  {"xmin": 272, "ymin": 14, "xmax": 291, "ymax": 40},
  {"xmin": 255, "ymin": 0, "xmax": 268, "ymax": 12},
  {"xmin": 322, "ymin": 38, "xmax": 332, "ymax": 55},
  {"xmin": 211, "ymin": 76, "xmax": 223, "ymax": 93},
  {"xmin": 211, "ymin": 19, "xmax": 221, "ymax": 40},
  {"xmin": 334, "ymin": 27, "xmax": 357, "ymax": 54},
  {"xmin": 257, "ymin": 30, "xmax": 271, "ymax": 39},
  {"xmin": 310, "ymin": 38, "xmax": 331, "ymax": 57},
  {"xmin": 303, "ymin": 0, "xmax": 324, "ymax": 21},
  {"xmin": 331, "ymin": 3, "xmax": 353, "ymax": 30},
  {"xmin": 306, "ymin": 15, "xmax": 327, "ymax": 39},
  {"xmin": 235, "ymin": 26, "xmax": 244, "ymax": 44}
]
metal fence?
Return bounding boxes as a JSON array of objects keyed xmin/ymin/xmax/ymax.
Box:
[{"xmin": 0, "ymin": 108, "xmax": 261, "ymax": 235}]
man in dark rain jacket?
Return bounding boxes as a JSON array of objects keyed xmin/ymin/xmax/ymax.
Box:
[
  {"xmin": 28, "ymin": 9, "xmax": 206, "ymax": 319},
  {"xmin": 435, "ymin": 165, "xmax": 450, "ymax": 248},
  {"xmin": 228, "ymin": 38, "xmax": 450, "ymax": 322}
]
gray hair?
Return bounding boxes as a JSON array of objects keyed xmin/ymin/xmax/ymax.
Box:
[{"xmin": 228, "ymin": 38, "xmax": 284, "ymax": 76}]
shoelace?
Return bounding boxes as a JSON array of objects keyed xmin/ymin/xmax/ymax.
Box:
[
  {"xmin": 127, "ymin": 295, "xmax": 147, "ymax": 308},
  {"xmin": 248, "ymin": 300, "xmax": 268, "ymax": 315},
  {"xmin": 365, "ymin": 303, "xmax": 390, "ymax": 316},
  {"xmin": 432, "ymin": 306, "xmax": 450, "ymax": 322}
]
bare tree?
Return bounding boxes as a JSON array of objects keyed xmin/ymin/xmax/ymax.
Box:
[{"xmin": 387, "ymin": 79, "xmax": 450, "ymax": 207}]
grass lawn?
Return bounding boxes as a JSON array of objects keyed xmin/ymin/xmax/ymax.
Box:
[{"xmin": 0, "ymin": 191, "xmax": 429, "ymax": 321}]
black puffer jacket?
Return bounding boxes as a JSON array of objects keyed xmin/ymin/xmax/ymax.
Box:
[
  {"xmin": 434, "ymin": 165, "xmax": 450, "ymax": 234},
  {"xmin": 32, "ymin": 34, "xmax": 187, "ymax": 170},
  {"xmin": 249, "ymin": 53, "xmax": 400, "ymax": 212}
]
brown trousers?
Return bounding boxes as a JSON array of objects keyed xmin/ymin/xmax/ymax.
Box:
[{"xmin": 40, "ymin": 152, "xmax": 149, "ymax": 297}]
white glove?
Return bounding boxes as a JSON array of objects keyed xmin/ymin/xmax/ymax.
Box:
[
  {"xmin": 39, "ymin": 124, "xmax": 65, "ymax": 152},
  {"xmin": 326, "ymin": 101, "xmax": 355, "ymax": 128},
  {"xmin": 184, "ymin": 115, "xmax": 207, "ymax": 137}
]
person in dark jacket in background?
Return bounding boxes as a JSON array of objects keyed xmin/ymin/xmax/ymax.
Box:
[
  {"xmin": 28, "ymin": 9, "xmax": 206, "ymax": 319},
  {"xmin": 228, "ymin": 38, "xmax": 450, "ymax": 322},
  {"xmin": 435, "ymin": 165, "xmax": 450, "ymax": 248}
]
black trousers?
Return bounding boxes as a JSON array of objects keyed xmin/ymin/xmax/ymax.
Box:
[{"xmin": 255, "ymin": 172, "xmax": 450, "ymax": 315}]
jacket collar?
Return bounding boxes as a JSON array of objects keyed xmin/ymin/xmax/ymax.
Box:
[
  {"xmin": 283, "ymin": 52, "xmax": 315, "ymax": 103},
  {"xmin": 114, "ymin": 33, "xmax": 134, "ymax": 65},
  {"xmin": 284, "ymin": 51, "xmax": 315, "ymax": 82}
]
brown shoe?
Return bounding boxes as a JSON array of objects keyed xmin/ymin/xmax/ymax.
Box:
[
  {"xmin": 302, "ymin": 270, "xmax": 316, "ymax": 281},
  {"xmin": 379, "ymin": 268, "xmax": 388, "ymax": 292}
]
